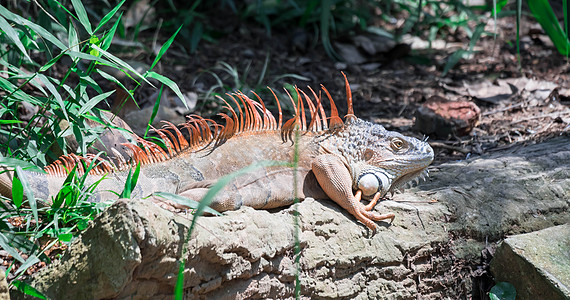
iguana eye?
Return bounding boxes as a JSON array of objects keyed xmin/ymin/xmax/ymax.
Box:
[
  {"xmin": 391, "ymin": 138, "xmax": 404, "ymax": 151},
  {"xmin": 363, "ymin": 149, "xmax": 374, "ymax": 161}
]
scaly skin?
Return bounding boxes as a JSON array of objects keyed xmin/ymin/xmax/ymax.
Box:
[{"xmin": 0, "ymin": 76, "xmax": 434, "ymax": 231}]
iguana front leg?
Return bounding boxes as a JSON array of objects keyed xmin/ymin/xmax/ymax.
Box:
[{"xmin": 311, "ymin": 154, "xmax": 394, "ymax": 232}]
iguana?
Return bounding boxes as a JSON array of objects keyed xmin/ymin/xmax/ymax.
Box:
[{"xmin": 0, "ymin": 74, "xmax": 434, "ymax": 231}]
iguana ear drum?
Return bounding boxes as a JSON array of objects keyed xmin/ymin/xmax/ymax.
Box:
[{"xmin": 357, "ymin": 171, "xmax": 390, "ymax": 197}]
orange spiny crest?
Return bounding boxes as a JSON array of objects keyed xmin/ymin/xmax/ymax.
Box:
[
  {"xmin": 267, "ymin": 87, "xmax": 283, "ymax": 129},
  {"xmin": 300, "ymin": 89, "xmax": 320, "ymax": 132},
  {"xmin": 162, "ymin": 121, "xmax": 189, "ymax": 150},
  {"xmin": 44, "ymin": 74, "xmax": 357, "ymax": 177},
  {"xmin": 251, "ymin": 91, "xmax": 272, "ymax": 130},
  {"xmin": 307, "ymin": 86, "xmax": 328, "ymax": 130},
  {"xmin": 44, "ymin": 152, "xmax": 116, "ymax": 176},
  {"xmin": 341, "ymin": 71, "xmax": 356, "ymax": 123},
  {"xmin": 320, "ymin": 84, "xmax": 344, "ymax": 131}
]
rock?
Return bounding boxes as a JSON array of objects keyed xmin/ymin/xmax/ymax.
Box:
[
  {"xmin": 414, "ymin": 96, "xmax": 481, "ymax": 138},
  {"xmin": 11, "ymin": 137, "xmax": 570, "ymax": 299},
  {"xmin": 0, "ymin": 270, "xmax": 8, "ymax": 300},
  {"xmin": 490, "ymin": 224, "xmax": 570, "ymax": 300}
]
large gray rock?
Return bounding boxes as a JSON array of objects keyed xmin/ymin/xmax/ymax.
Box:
[
  {"xmin": 490, "ymin": 224, "xmax": 570, "ymax": 300},
  {"xmin": 0, "ymin": 270, "xmax": 8, "ymax": 300},
  {"xmin": 11, "ymin": 137, "xmax": 570, "ymax": 299}
]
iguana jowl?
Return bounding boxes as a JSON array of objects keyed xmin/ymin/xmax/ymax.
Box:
[{"xmin": 0, "ymin": 74, "xmax": 434, "ymax": 231}]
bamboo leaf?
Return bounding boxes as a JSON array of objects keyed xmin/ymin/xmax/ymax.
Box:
[
  {"xmin": 0, "ymin": 15, "xmax": 32, "ymax": 62},
  {"xmin": 71, "ymin": 0, "xmax": 93, "ymax": 34},
  {"xmin": 14, "ymin": 166, "xmax": 38, "ymax": 222},
  {"xmin": 100, "ymin": 12, "xmax": 123, "ymax": 51},
  {"xmin": 0, "ymin": 6, "xmax": 67, "ymax": 51},
  {"xmin": 78, "ymin": 90, "xmax": 115, "ymax": 116},
  {"xmin": 12, "ymin": 177, "xmax": 23, "ymax": 208},
  {"xmin": 0, "ymin": 233, "xmax": 25, "ymax": 263},
  {"xmin": 36, "ymin": 74, "xmax": 69, "ymax": 121},
  {"xmin": 144, "ymin": 71, "xmax": 187, "ymax": 109},
  {"xmin": 150, "ymin": 25, "xmax": 182, "ymax": 71},
  {"xmin": 145, "ymin": 85, "xmax": 163, "ymax": 138},
  {"xmin": 11, "ymin": 280, "xmax": 47, "ymax": 299},
  {"xmin": 94, "ymin": 0, "xmax": 126, "ymax": 33}
]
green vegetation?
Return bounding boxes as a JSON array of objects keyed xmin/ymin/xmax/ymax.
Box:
[{"xmin": 489, "ymin": 281, "xmax": 517, "ymax": 300}]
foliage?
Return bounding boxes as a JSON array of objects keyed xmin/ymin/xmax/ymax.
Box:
[
  {"xmin": 0, "ymin": 0, "xmax": 184, "ymax": 165},
  {"xmin": 195, "ymin": 57, "xmax": 309, "ymax": 113},
  {"xmin": 526, "ymin": 0, "xmax": 569, "ymax": 56},
  {"xmin": 0, "ymin": 0, "xmax": 183, "ymax": 295},
  {"xmin": 489, "ymin": 282, "xmax": 517, "ymax": 300}
]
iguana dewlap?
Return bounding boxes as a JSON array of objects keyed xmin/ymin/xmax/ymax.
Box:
[{"xmin": 0, "ymin": 74, "xmax": 434, "ymax": 231}]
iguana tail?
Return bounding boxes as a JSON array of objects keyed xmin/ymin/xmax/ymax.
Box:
[{"xmin": 0, "ymin": 167, "xmax": 14, "ymax": 199}]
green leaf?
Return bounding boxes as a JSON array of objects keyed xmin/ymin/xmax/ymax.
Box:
[
  {"xmin": 144, "ymin": 71, "xmax": 187, "ymax": 109},
  {"xmin": 0, "ymin": 158, "xmax": 44, "ymax": 172},
  {"xmin": 11, "ymin": 280, "xmax": 47, "ymax": 299},
  {"xmin": 12, "ymin": 177, "xmax": 23, "ymax": 208},
  {"xmin": 0, "ymin": 120, "xmax": 23, "ymax": 125},
  {"xmin": 71, "ymin": 0, "xmax": 92, "ymax": 34},
  {"xmin": 58, "ymin": 233, "xmax": 73, "ymax": 242},
  {"xmin": 119, "ymin": 163, "xmax": 140, "ymax": 199},
  {"xmin": 174, "ymin": 259, "xmax": 185, "ymax": 300},
  {"xmin": 94, "ymin": 0, "xmax": 126, "ymax": 34},
  {"xmin": 145, "ymin": 85, "xmax": 163, "ymax": 138},
  {"xmin": 527, "ymin": 0, "xmax": 569, "ymax": 55},
  {"xmin": 14, "ymin": 254, "xmax": 40, "ymax": 276},
  {"xmin": 0, "ymin": 232, "xmax": 25, "ymax": 263},
  {"xmin": 0, "ymin": 15, "xmax": 32, "ymax": 62},
  {"xmin": 14, "ymin": 166, "xmax": 38, "ymax": 222},
  {"xmin": 91, "ymin": 45, "xmax": 151, "ymax": 85},
  {"xmin": 78, "ymin": 90, "xmax": 115, "ymax": 116},
  {"xmin": 36, "ymin": 74, "xmax": 69, "ymax": 121},
  {"xmin": 150, "ymin": 25, "xmax": 182, "ymax": 71},
  {"xmin": 489, "ymin": 282, "xmax": 516, "ymax": 300},
  {"xmin": 100, "ymin": 12, "xmax": 123, "ymax": 51},
  {"xmin": 0, "ymin": 6, "xmax": 67, "ymax": 51}
]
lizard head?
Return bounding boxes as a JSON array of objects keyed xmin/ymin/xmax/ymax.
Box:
[{"xmin": 337, "ymin": 118, "xmax": 434, "ymax": 199}]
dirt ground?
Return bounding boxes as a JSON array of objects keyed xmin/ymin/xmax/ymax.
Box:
[{"xmin": 118, "ymin": 12, "xmax": 569, "ymax": 165}]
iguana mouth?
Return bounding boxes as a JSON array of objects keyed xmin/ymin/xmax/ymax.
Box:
[{"xmin": 389, "ymin": 168, "xmax": 430, "ymax": 195}]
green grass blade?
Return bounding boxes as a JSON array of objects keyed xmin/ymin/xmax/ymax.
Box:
[
  {"xmin": 151, "ymin": 192, "xmax": 221, "ymax": 215},
  {"xmin": 11, "ymin": 177, "xmax": 23, "ymax": 208},
  {"xmin": 527, "ymin": 0, "xmax": 569, "ymax": 55},
  {"xmin": 0, "ymin": 15, "xmax": 32, "ymax": 62},
  {"xmin": 0, "ymin": 232, "xmax": 25, "ymax": 263},
  {"xmin": 0, "ymin": 6, "xmax": 67, "ymax": 51},
  {"xmin": 119, "ymin": 168, "xmax": 133, "ymax": 199},
  {"xmin": 14, "ymin": 254, "xmax": 40, "ymax": 276},
  {"xmin": 174, "ymin": 259, "xmax": 185, "ymax": 300},
  {"xmin": 150, "ymin": 25, "xmax": 183, "ymax": 71},
  {"xmin": 0, "ymin": 158, "xmax": 44, "ymax": 172},
  {"xmin": 68, "ymin": 22, "xmax": 80, "ymax": 53},
  {"xmin": 78, "ymin": 90, "xmax": 115, "ymax": 116},
  {"xmin": 100, "ymin": 12, "xmax": 123, "ymax": 51},
  {"xmin": 144, "ymin": 85, "xmax": 163, "ymax": 138},
  {"xmin": 94, "ymin": 0, "xmax": 126, "ymax": 34},
  {"xmin": 71, "ymin": 0, "xmax": 92, "ymax": 34},
  {"xmin": 14, "ymin": 167, "xmax": 38, "ymax": 222},
  {"xmin": 11, "ymin": 280, "xmax": 47, "ymax": 299},
  {"xmin": 91, "ymin": 45, "xmax": 151, "ymax": 86},
  {"xmin": 144, "ymin": 71, "xmax": 187, "ymax": 109},
  {"xmin": 187, "ymin": 161, "xmax": 288, "ymax": 235},
  {"xmin": 36, "ymin": 74, "xmax": 69, "ymax": 121}
]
